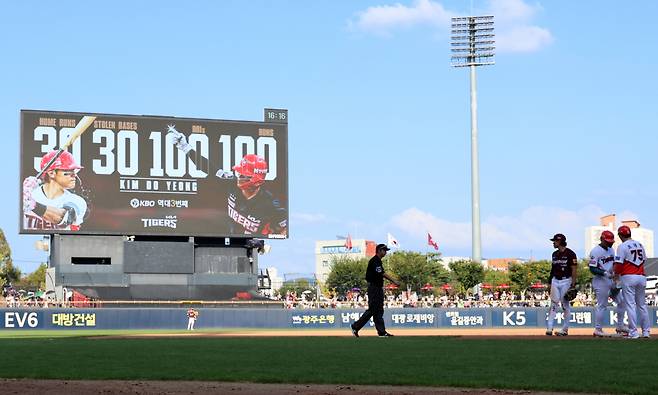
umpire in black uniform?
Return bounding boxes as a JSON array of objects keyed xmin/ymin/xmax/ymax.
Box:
[{"xmin": 351, "ymin": 243, "xmax": 400, "ymax": 337}]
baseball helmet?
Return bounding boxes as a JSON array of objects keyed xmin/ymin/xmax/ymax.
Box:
[
  {"xmin": 40, "ymin": 150, "xmax": 82, "ymax": 175},
  {"xmin": 232, "ymin": 154, "xmax": 268, "ymax": 188},
  {"xmin": 618, "ymin": 225, "xmax": 632, "ymax": 237},
  {"xmin": 600, "ymin": 230, "xmax": 615, "ymax": 243}
]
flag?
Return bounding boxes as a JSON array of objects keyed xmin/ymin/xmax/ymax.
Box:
[
  {"xmin": 427, "ymin": 232, "xmax": 439, "ymax": 251},
  {"xmin": 387, "ymin": 233, "xmax": 400, "ymax": 249},
  {"xmin": 344, "ymin": 234, "xmax": 353, "ymax": 251}
]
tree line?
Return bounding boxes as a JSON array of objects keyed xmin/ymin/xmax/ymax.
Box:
[
  {"xmin": 279, "ymin": 251, "xmax": 594, "ymax": 298},
  {"xmin": 0, "ymin": 228, "xmax": 47, "ymax": 290}
]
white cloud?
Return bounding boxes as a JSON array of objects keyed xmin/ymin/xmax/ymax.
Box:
[
  {"xmin": 391, "ymin": 205, "xmax": 608, "ymax": 255},
  {"xmin": 350, "ymin": 0, "xmax": 553, "ymax": 53},
  {"xmin": 349, "ymin": 0, "xmax": 453, "ymax": 36},
  {"xmin": 486, "ymin": 0, "xmax": 554, "ymax": 53},
  {"xmin": 496, "ymin": 25, "xmax": 553, "ymax": 53},
  {"xmin": 391, "ymin": 207, "xmax": 471, "ymax": 248},
  {"xmin": 484, "ymin": 205, "xmax": 605, "ymax": 249},
  {"xmin": 487, "ymin": 0, "xmax": 539, "ymax": 24}
]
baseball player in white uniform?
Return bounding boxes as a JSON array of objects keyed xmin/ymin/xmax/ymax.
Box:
[
  {"xmin": 589, "ymin": 230, "xmax": 628, "ymax": 337},
  {"xmin": 186, "ymin": 308, "xmax": 199, "ymax": 330},
  {"xmin": 23, "ymin": 150, "xmax": 87, "ymax": 231},
  {"xmin": 614, "ymin": 225, "xmax": 650, "ymax": 339}
]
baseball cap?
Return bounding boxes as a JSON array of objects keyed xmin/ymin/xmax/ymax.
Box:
[
  {"xmin": 618, "ymin": 225, "xmax": 632, "ymax": 237},
  {"xmin": 550, "ymin": 233, "xmax": 566, "ymax": 242},
  {"xmin": 600, "ymin": 230, "xmax": 615, "ymax": 243},
  {"xmin": 376, "ymin": 243, "xmax": 391, "ymax": 251}
]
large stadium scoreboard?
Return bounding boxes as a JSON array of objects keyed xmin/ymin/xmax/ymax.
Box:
[{"xmin": 19, "ymin": 109, "xmax": 288, "ymax": 238}]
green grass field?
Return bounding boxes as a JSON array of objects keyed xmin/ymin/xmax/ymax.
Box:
[{"xmin": 0, "ymin": 330, "xmax": 656, "ymax": 394}]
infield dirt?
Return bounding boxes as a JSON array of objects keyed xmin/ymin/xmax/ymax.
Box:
[
  {"xmin": 103, "ymin": 327, "xmax": 635, "ymax": 339},
  {"xmin": 0, "ymin": 379, "xmax": 607, "ymax": 395}
]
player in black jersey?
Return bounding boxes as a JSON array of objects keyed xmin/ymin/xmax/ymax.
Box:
[
  {"xmin": 546, "ymin": 233, "xmax": 578, "ymax": 336},
  {"xmin": 227, "ymin": 154, "xmax": 287, "ymax": 236},
  {"xmin": 351, "ymin": 244, "xmax": 399, "ymax": 337},
  {"xmin": 168, "ymin": 126, "xmax": 287, "ymax": 237}
]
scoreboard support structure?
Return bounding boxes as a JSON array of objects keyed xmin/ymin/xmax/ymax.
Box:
[{"xmin": 47, "ymin": 234, "xmax": 263, "ymax": 301}]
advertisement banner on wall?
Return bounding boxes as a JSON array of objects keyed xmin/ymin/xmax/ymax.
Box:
[
  {"xmin": 19, "ymin": 109, "xmax": 288, "ymax": 238},
  {"xmin": 2, "ymin": 308, "xmax": 658, "ymax": 330},
  {"xmin": 441, "ymin": 309, "xmax": 487, "ymax": 327}
]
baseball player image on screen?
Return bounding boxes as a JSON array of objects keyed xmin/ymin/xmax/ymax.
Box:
[
  {"xmin": 168, "ymin": 126, "xmax": 287, "ymax": 237},
  {"xmin": 22, "ymin": 150, "xmax": 88, "ymax": 231},
  {"xmin": 226, "ymin": 154, "xmax": 287, "ymax": 236}
]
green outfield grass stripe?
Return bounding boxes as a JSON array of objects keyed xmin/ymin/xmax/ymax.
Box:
[{"xmin": 0, "ymin": 337, "xmax": 655, "ymax": 395}]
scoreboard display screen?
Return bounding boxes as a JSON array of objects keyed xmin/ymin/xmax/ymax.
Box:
[{"xmin": 19, "ymin": 109, "xmax": 288, "ymax": 238}]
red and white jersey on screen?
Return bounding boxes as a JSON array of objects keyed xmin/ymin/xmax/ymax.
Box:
[
  {"xmin": 23, "ymin": 186, "xmax": 87, "ymax": 231},
  {"xmin": 614, "ymin": 239, "xmax": 646, "ymax": 276}
]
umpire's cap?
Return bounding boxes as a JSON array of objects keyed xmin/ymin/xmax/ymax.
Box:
[
  {"xmin": 550, "ymin": 233, "xmax": 567, "ymax": 243},
  {"xmin": 376, "ymin": 243, "xmax": 391, "ymax": 251}
]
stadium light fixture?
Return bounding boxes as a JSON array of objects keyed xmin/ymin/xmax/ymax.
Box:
[{"xmin": 450, "ymin": 15, "xmax": 495, "ymax": 264}]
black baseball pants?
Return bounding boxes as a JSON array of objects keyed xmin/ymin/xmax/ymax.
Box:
[{"xmin": 353, "ymin": 284, "xmax": 386, "ymax": 335}]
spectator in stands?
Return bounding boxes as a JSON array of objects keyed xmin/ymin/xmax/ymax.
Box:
[{"xmin": 410, "ymin": 291, "xmax": 418, "ymax": 307}]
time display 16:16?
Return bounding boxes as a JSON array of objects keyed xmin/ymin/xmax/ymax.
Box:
[{"xmin": 31, "ymin": 127, "xmax": 278, "ymax": 179}]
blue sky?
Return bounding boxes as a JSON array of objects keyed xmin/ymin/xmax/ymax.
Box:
[{"xmin": 2, "ymin": 0, "xmax": 657, "ymax": 276}]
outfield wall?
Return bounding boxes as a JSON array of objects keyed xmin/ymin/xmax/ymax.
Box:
[{"xmin": 2, "ymin": 307, "xmax": 658, "ymax": 330}]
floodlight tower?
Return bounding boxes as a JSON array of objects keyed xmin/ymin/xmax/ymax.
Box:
[{"xmin": 450, "ymin": 15, "xmax": 495, "ymax": 264}]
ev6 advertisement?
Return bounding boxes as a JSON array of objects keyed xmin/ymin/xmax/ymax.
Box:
[{"xmin": 19, "ymin": 110, "xmax": 288, "ymax": 238}]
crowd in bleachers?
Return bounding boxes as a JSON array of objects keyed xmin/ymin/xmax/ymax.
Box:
[
  {"xmin": 2, "ymin": 284, "xmax": 51, "ymax": 308},
  {"xmin": 280, "ymin": 288, "xmax": 658, "ymax": 309},
  {"xmin": 3, "ymin": 282, "xmax": 656, "ymax": 309},
  {"xmin": 1, "ymin": 283, "xmax": 96, "ymax": 308}
]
